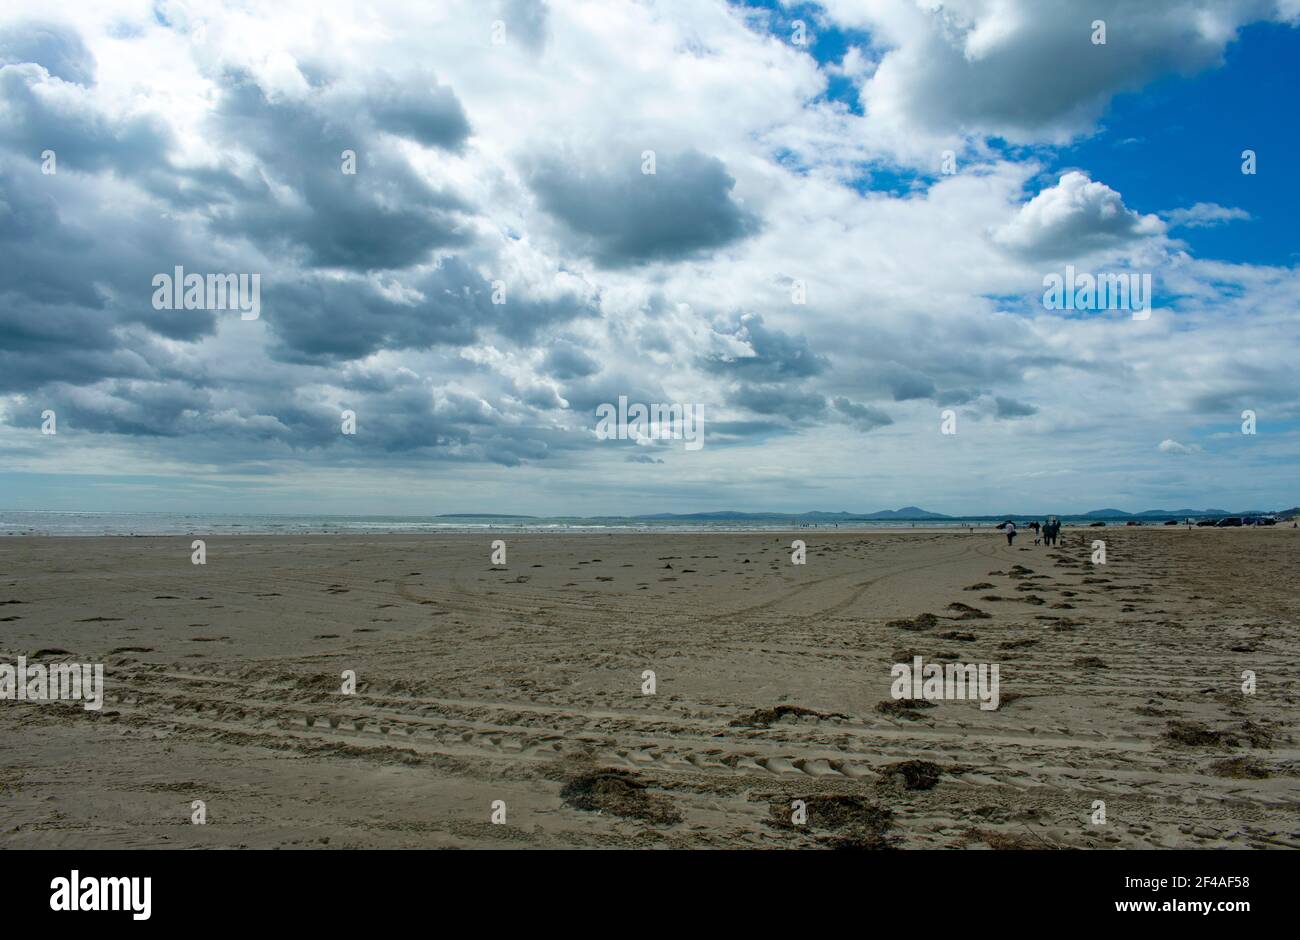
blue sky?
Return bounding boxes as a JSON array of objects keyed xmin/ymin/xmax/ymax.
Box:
[
  {"xmin": 742, "ymin": 2, "xmax": 1299, "ymax": 265},
  {"xmin": 1, "ymin": 0, "xmax": 1297, "ymax": 516},
  {"xmin": 1055, "ymin": 21, "xmax": 1300, "ymax": 267}
]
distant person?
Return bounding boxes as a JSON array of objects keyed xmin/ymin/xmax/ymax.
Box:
[
  {"xmin": 1041, "ymin": 517, "xmax": 1058, "ymax": 546},
  {"xmin": 1005, "ymin": 521, "xmax": 1016, "ymax": 546}
]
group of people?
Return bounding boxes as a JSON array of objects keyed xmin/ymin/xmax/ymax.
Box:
[{"xmin": 1003, "ymin": 517, "xmax": 1061, "ymax": 546}]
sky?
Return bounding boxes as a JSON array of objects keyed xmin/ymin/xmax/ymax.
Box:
[{"xmin": 1, "ymin": 0, "xmax": 1298, "ymax": 517}]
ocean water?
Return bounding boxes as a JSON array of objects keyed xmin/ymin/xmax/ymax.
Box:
[{"xmin": 0, "ymin": 510, "xmax": 1171, "ymax": 536}]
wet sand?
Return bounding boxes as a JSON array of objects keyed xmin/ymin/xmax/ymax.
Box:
[{"xmin": 1, "ymin": 527, "xmax": 1297, "ymax": 848}]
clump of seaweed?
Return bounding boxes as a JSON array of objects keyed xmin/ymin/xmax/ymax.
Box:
[{"xmin": 559, "ymin": 769, "xmax": 682, "ymax": 824}]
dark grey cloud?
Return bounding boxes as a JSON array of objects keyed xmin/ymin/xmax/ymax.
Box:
[
  {"xmin": 366, "ymin": 73, "xmax": 472, "ymax": 150},
  {"xmin": 0, "ymin": 56, "xmax": 594, "ymax": 470},
  {"xmin": 831, "ymin": 397, "xmax": 893, "ymax": 431},
  {"xmin": 541, "ymin": 341, "xmax": 601, "ymax": 379},
  {"xmin": 265, "ymin": 258, "xmax": 597, "ymax": 363},
  {"xmin": 8, "ymin": 362, "xmax": 591, "ymax": 468},
  {"xmin": 334, "ymin": 384, "xmax": 579, "ymax": 466},
  {"xmin": 0, "ymin": 331, "xmax": 149, "ymax": 394},
  {"xmin": 703, "ymin": 313, "xmax": 827, "ymax": 380},
  {"xmin": 881, "ymin": 363, "xmax": 936, "ymax": 401},
  {"xmin": 0, "ymin": 157, "xmax": 241, "ymax": 389},
  {"xmin": 936, "ymin": 387, "xmax": 980, "ymax": 406},
  {"xmin": 727, "ymin": 383, "xmax": 826, "ymax": 420},
  {"xmin": 8, "ymin": 380, "xmax": 258, "ymax": 440},
  {"xmin": 994, "ymin": 395, "xmax": 1038, "ymax": 418},
  {"xmin": 529, "ymin": 148, "xmax": 759, "ymax": 267},
  {"xmin": 553, "ymin": 373, "xmax": 668, "ymax": 425},
  {"xmin": 266, "ymin": 264, "xmax": 481, "ymax": 362},
  {"xmin": 0, "ymin": 63, "xmax": 172, "ymax": 177},
  {"xmin": 0, "ymin": 21, "xmax": 95, "ymax": 85},
  {"xmin": 515, "ymin": 383, "xmax": 565, "ymax": 410},
  {"xmin": 207, "ymin": 72, "xmax": 471, "ymax": 271}
]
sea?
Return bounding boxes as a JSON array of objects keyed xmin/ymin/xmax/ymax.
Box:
[{"xmin": 0, "ymin": 510, "xmax": 1191, "ymax": 536}]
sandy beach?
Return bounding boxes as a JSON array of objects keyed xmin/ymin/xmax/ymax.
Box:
[{"xmin": 1, "ymin": 527, "xmax": 1296, "ymax": 849}]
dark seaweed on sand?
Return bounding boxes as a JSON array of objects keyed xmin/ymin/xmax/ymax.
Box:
[
  {"xmin": 730, "ymin": 704, "xmax": 847, "ymax": 727},
  {"xmin": 876, "ymin": 698, "xmax": 936, "ymax": 720},
  {"xmin": 560, "ymin": 769, "xmax": 682, "ymax": 825},
  {"xmin": 877, "ymin": 759, "xmax": 943, "ymax": 791},
  {"xmin": 887, "ymin": 612, "xmax": 939, "ymax": 631},
  {"xmin": 1163, "ymin": 720, "xmax": 1275, "ymax": 750},
  {"xmin": 1209, "ymin": 757, "xmax": 1271, "ymax": 779},
  {"xmin": 768, "ymin": 794, "xmax": 897, "ymax": 849}
]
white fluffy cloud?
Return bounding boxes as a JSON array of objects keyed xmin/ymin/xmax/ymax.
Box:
[
  {"xmin": 819, "ymin": 0, "xmax": 1285, "ymax": 151},
  {"xmin": 993, "ymin": 171, "xmax": 1166, "ymax": 259}
]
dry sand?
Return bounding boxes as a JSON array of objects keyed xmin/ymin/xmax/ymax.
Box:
[{"xmin": 1, "ymin": 527, "xmax": 1297, "ymax": 849}]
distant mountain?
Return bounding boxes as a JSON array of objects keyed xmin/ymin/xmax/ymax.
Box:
[
  {"xmin": 1084, "ymin": 508, "xmax": 1238, "ymax": 518},
  {"xmin": 632, "ymin": 507, "xmax": 1298, "ymax": 523},
  {"xmin": 436, "ymin": 513, "xmax": 537, "ymax": 518},
  {"xmin": 860, "ymin": 506, "xmax": 950, "ymax": 519},
  {"xmin": 635, "ymin": 507, "xmax": 951, "ymax": 521}
]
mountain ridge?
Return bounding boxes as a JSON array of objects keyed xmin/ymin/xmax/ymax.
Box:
[{"xmin": 631, "ymin": 507, "xmax": 1283, "ymax": 521}]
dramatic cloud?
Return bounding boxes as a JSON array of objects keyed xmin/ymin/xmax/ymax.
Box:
[
  {"xmin": 207, "ymin": 72, "xmax": 473, "ymax": 271},
  {"xmin": 0, "ymin": 0, "xmax": 1296, "ymax": 513},
  {"xmin": 702, "ymin": 314, "xmax": 828, "ymax": 383},
  {"xmin": 528, "ymin": 149, "xmax": 759, "ymax": 267}
]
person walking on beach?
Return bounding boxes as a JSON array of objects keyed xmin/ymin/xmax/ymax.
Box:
[{"xmin": 1005, "ymin": 520, "xmax": 1016, "ymax": 546}]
